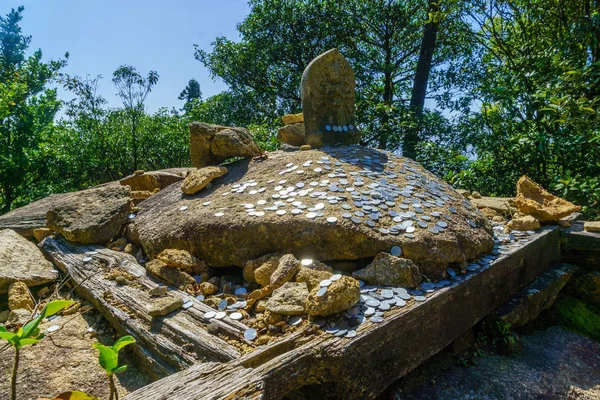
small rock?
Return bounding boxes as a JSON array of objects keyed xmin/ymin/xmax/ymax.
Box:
[
  {"xmin": 300, "ymin": 145, "xmax": 312, "ymax": 151},
  {"xmin": 207, "ymin": 321, "xmax": 220, "ymax": 335},
  {"xmin": 294, "ymin": 262, "xmax": 333, "ymax": 291},
  {"xmin": 149, "ymin": 285, "xmax": 168, "ymax": 297},
  {"xmin": 306, "ymin": 276, "xmax": 360, "ymax": 317},
  {"xmin": 32, "ymin": 228, "xmax": 54, "ymax": 242},
  {"xmin": 147, "ymin": 295, "xmax": 183, "ymax": 317},
  {"xmin": 157, "ymin": 249, "xmax": 207, "ymax": 272},
  {"xmin": 268, "ymin": 324, "xmax": 281, "ymax": 334},
  {"xmin": 181, "ymin": 166, "xmax": 228, "ymax": 195},
  {"xmin": 134, "ymin": 170, "xmax": 145, "ymax": 175},
  {"xmin": 124, "ymin": 243, "xmax": 137, "ymax": 255},
  {"xmin": 584, "ymin": 221, "xmax": 600, "ymax": 233},
  {"xmin": 145, "ymin": 259, "xmax": 195, "ymax": 288},
  {"xmin": 456, "ymin": 189, "xmax": 470, "ymax": 198},
  {"xmin": 120, "ymin": 169, "xmax": 188, "ymax": 192},
  {"xmin": 270, "ymin": 254, "xmax": 301, "ymax": 289},
  {"xmin": 254, "ymin": 255, "xmax": 283, "ymax": 287},
  {"xmin": 471, "ymin": 191, "xmax": 482, "ymax": 199},
  {"xmin": 131, "ymin": 190, "xmax": 154, "ymax": 201},
  {"xmin": 352, "ymin": 253, "xmax": 421, "ymax": 288},
  {"xmin": 277, "ymin": 123, "xmax": 305, "ymax": 147},
  {"xmin": 198, "ymin": 282, "xmax": 218, "ymax": 295},
  {"xmin": 506, "ymin": 215, "xmax": 540, "ymax": 232},
  {"xmin": 114, "ymin": 275, "xmax": 130, "ymax": 285},
  {"xmin": 281, "ymin": 112, "xmax": 303, "ymax": 125},
  {"xmin": 189, "ymin": 122, "xmax": 261, "ymax": 168},
  {"xmin": 8, "ymin": 281, "xmax": 34, "ymax": 311},
  {"xmin": 243, "ymin": 253, "xmax": 282, "ymax": 284},
  {"xmin": 514, "ymin": 176, "xmax": 581, "ymax": 221},
  {"xmin": 480, "ymin": 207, "xmax": 500, "ymax": 219},
  {"xmin": 265, "ymin": 282, "xmax": 309, "ymax": 316},
  {"xmin": 7, "ymin": 308, "xmax": 30, "ymax": 327},
  {"xmin": 0, "ymin": 309, "xmax": 10, "ymax": 323}
]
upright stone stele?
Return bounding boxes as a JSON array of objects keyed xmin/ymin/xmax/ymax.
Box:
[{"xmin": 301, "ymin": 48, "xmax": 361, "ymax": 148}]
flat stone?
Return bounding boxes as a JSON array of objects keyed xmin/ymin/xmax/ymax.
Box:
[
  {"xmin": 265, "ymin": 282, "xmax": 309, "ymax": 316},
  {"xmin": 32, "ymin": 227, "xmax": 54, "ymax": 242},
  {"xmin": 46, "ymin": 184, "xmax": 132, "ymax": 244},
  {"xmin": 301, "ymin": 49, "xmax": 361, "ymax": 148},
  {"xmin": 181, "ymin": 166, "xmax": 228, "ymax": 195},
  {"xmin": 515, "ymin": 176, "xmax": 581, "ymax": 221},
  {"xmin": 470, "ymin": 197, "xmax": 516, "ymax": 215},
  {"xmin": 147, "ymin": 295, "xmax": 184, "ymax": 317},
  {"xmin": 189, "ymin": 122, "xmax": 261, "ymax": 168},
  {"xmin": 0, "ymin": 229, "xmax": 56, "ymax": 294},
  {"xmin": 8, "ymin": 281, "xmax": 34, "ymax": 311},
  {"xmin": 281, "ymin": 113, "xmax": 304, "ymax": 125},
  {"xmin": 352, "ymin": 253, "xmax": 421, "ymax": 288},
  {"xmin": 120, "ymin": 169, "xmax": 190, "ymax": 192},
  {"xmin": 145, "ymin": 259, "xmax": 195, "ymax": 289},
  {"xmin": 584, "ymin": 221, "xmax": 600, "ymax": 233},
  {"xmin": 306, "ymin": 276, "xmax": 360, "ymax": 317},
  {"xmin": 506, "ymin": 215, "xmax": 540, "ymax": 232},
  {"xmin": 277, "ymin": 123, "xmax": 305, "ymax": 147}
]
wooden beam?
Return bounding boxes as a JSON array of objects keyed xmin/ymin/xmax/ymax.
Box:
[{"xmin": 124, "ymin": 227, "xmax": 561, "ymax": 399}]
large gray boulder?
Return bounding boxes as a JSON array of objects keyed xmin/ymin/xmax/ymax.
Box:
[
  {"xmin": 0, "ymin": 229, "xmax": 57, "ymax": 294},
  {"xmin": 47, "ymin": 184, "xmax": 132, "ymax": 244},
  {"xmin": 189, "ymin": 122, "xmax": 261, "ymax": 168},
  {"xmin": 130, "ymin": 145, "xmax": 494, "ymax": 279}
]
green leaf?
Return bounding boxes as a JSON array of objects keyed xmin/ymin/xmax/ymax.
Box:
[
  {"xmin": 18, "ymin": 338, "xmax": 39, "ymax": 347},
  {"xmin": 42, "ymin": 300, "xmax": 75, "ymax": 319},
  {"xmin": 53, "ymin": 390, "xmax": 102, "ymax": 400},
  {"xmin": 21, "ymin": 316, "xmax": 44, "ymax": 339},
  {"xmin": 112, "ymin": 335, "xmax": 136, "ymax": 353},
  {"xmin": 113, "ymin": 365, "xmax": 127, "ymax": 374},
  {"xmin": 94, "ymin": 344, "xmax": 118, "ymax": 373},
  {"xmin": 0, "ymin": 326, "xmax": 8, "ymax": 332},
  {"xmin": 0, "ymin": 331, "xmax": 18, "ymax": 342}
]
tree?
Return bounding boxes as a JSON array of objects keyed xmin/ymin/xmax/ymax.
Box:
[
  {"xmin": 178, "ymin": 78, "xmax": 202, "ymax": 113},
  {"xmin": 112, "ymin": 65, "xmax": 158, "ymax": 171},
  {"xmin": 0, "ymin": 6, "xmax": 67, "ymax": 213}
]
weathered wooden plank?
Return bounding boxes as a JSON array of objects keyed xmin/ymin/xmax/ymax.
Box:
[
  {"xmin": 40, "ymin": 236, "xmax": 247, "ymax": 379},
  {"xmin": 124, "ymin": 226, "xmax": 561, "ymax": 400},
  {"xmin": 561, "ymin": 221, "xmax": 600, "ymax": 269}
]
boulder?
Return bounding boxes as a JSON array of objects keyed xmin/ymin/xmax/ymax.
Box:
[
  {"xmin": 157, "ymin": 249, "xmax": 206, "ymax": 273},
  {"xmin": 584, "ymin": 221, "xmax": 600, "ymax": 233},
  {"xmin": 0, "ymin": 229, "xmax": 57, "ymax": 294},
  {"xmin": 145, "ymin": 259, "xmax": 195, "ymax": 289},
  {"xmin": 120, "ymin": 169, "xmax": 190, "ymax": 192},
  {"xmin": 8, "ymin": 281, "xmax": 34, "ymax": 311},
  {"xmin": 277, "ymin": 123, "xmax": 305, "ymax": 147},
  {"xmin": 46, "ymin": 184, "xmax": 132, "ymax": 244},
  {"xmin": 254, "ymin": 255, "xmax": 283, "ymax": 287},
  {"xmin": 506, "ymin": 215, "xmax": 540, "ymax": 232},
  {"xmin": 33, "ymin": 227, "xmax": 54, "ymax": 242},
  {"xmin": 456, "ymin": 189, "xmax": 470, "ymax": 198},
  {"xmin": 301, "ymin": 49, "xmax": 361, "ymax": 148},
  {"xmin": 352, "ymin": 253, "xmax": 421, "ymax": 288},
  {"xmin": 471, "ymin": 191, "xmax": 482, "ymax": 199},
  {"xmin": 568, "ymin": 271, "xmax": 600, "ymax": 306},
  {"xmin": 181, "ymin": 166, "xmax": 228, "ymax": 195},
  {"xmin": 147, "ymin": 295, "xmax": 184, "ymax": 317},
  {"xmin": 265, "ymin": 282, "xmax": 309, "ymax": 316},
  {"xmin": 306, "ymin": 276, "xmax": 360, "ymax": 317},
  {"xmin": 189, "ymin": 122, "xmax": 261, "ymax": 168},
  {"xmin": 199, "ymin": 282, "xmax": 218, "ymax": 295},
  {"xmin": 281, "ymin": 113, "xmax": 304, "ymax": 125},
  {"xmin": 514, "ymin": 176, "xmax": 581, "ymax": 221},
  {"xmin": 295, "ymin": 261, "xmax": 333, "ymax": 291},
  {"xmin": 130, "ymin": 145, "xmax": 494, "ymax": 280}
]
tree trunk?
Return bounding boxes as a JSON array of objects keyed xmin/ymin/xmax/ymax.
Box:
[{"xmin": 404, "ymin": 0, "xmax": 441, "ymax": 160}]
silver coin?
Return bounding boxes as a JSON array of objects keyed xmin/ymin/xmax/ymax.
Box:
[
  {"xmin": 179, "ymin": 206, "xmax": 188, "ymax": 211},
  {"xmin": 218, "ymin": 299, "xmax": 228, "ymax": 311},
  {"xmin": 214, "ymin": 212, "xmax": 224, "ymax": 217},
  {"xmin": 276, "ymin": 210, "xmax": 287, "ymax": 216},
  {"xmin": 330, "ymin": 274, "xmax": 342, "ymax": 281},
  {"xmin": 307, "ymin": 212, "xmax": 317, "ymax": 219},
  {"xmin": 230, "ymin": 312, "xmax": 243, "ymax": 320},
  {"xmin": 317, "ymin": 287, "xmax": 328, "ymax": 297},
  {"xmin": 325, "ymin": 326, "xmax": 340, "ymax": 334},
  {"xmin": 244, "ymin": 328, "xmax": 258, "ymax": 341},
  {"xmin": 234, "ymin": 287, "xmax": 247, "ymax": 296},
  {"xmin": 301, "ymin": 259, "xmax": 313, "ymax": 266},
  {"xmin": 381, "ymin": 289, "xmax": 394, "ymax": 299},
  {"xmin": 364, "ymin": 307, "xmax": 375, "ymax": 316},
  {"xmin": 82, "ymin": 257, "xmax": 93, "ymax": 263},
  {"xmin": 327, "ymin": 216, "xmax": 338, "ymax": 223},
  {"xmin": 204, "ymin": 311, "xmax": 216, "ymax": 319},
  {"xmin": 320, "ymin": 279, "xmax": 332, "ymax": 287},
  {"xmin": 47, "ymin": 325, "xmax": 61, "ymax": 333},
  {"xmin": 418, "ymin": 221, "xmax": 428, "ymax": 228},
  {"xmin": 370, "ymin": 316, "xmax": 384, "ymax": 323},
  {"xmin": 414, "ymin": 296, "xmax": 427, "ymax": 302},
  {"xmin": 288, "ymin": 316, "xmax": 303, "ymax": 326},
  {"xmin": 182, "ymin": 300, "xmax": 194, "ymax": 310},
  {"xmin": 345, "ymin": 330, "xmax": 357, "ymax": 338},
  {"xmin": 215, "ymin": 311, "xmax": 227, "ymax": 319},
  {"xmin": 390, "ymin": 246, "xmax": 402, "ymax": 257},
  {"xmin": 366, "ymin": 298, "xmax": 380, "ymax": 307},
  {"xmin": 196, "ymin": 295, "xmax": 205, "ymax": 301},
  {"xmin": 406, "ymin": 226, "xmax": 416, "ymax": 233},
  {"xmin": 325, "ymin": 125, "xmax": 332, "ymax": 131}
]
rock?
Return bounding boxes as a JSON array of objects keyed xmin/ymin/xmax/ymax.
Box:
[
  {"xmin": 33, "ymin": 228, "xmax": 54, "ymax": 242},
  {"xmin": 456, "ymin": 189, "xmax": 470, "ymax": 198},
  {"xmin": 0, "ymin": 310, "xmax": 9, "ymax": 323},
  {"xmin": 149, "ymin": 285, "xmax": 168, "ymax": 297},
  {"xmin": 568, "ymin": 271, "xmax": 600, "ymax": 307},
  {"xmin": 243, "ymin": 254, "xmax": 282, "ymax": 284},
  {"xmin": 189, "ymin": 122, "xmax": 261, "ymax": 168},
  {"xmin": 584, "ymin": 221, "xmax": 600, "ymax": 233},
  {"xmin": 7, "ymin": 308, "xmax": 30, "ymax": 327},
  {"xmin": 514, "ymin": 176, "xmax": 581, "ymax": 221},
  {"xmin": 134, "ymin": 170, "xmax": 145, "ymax": 175},
  {"xmin": 281, "ymin": 113, "xmax": 304, "ymax": 125},
  {"xmin": 181, "ymin": 166, "xmax": 228, "ymax": 195},
  {"xmin": 506, "ymin": 215, "xmax": 540, "ymax": 232},
  {"xmin": 120, "ymin": 169, "xmax": 190, "ymax": 192},
  {"xmin": 497, "ymin": 263, "xmax": 578, "ymax": 327},
  {"xmin": 300, "ymin": 49, "xmax": 361, "ymax": 148},
  {"xmin": 8, "ymin": 281, "xmax": 34, "ymax": 311},
  {"xmin": 470, "ymin": 197, "xmax": 516, "ymax": 215},
  {"xmin": 294, "ymin": 262, "xmax": 333, "ymax": 291},
  {"xmin": 306, "ymin": 276, "xmax": 360, "ymax": 317},
  {"xmin": 147, "ymin": 295, "xmax": 183, "ymax": 317},
  {"xmin": 480, "ymin": 207, "xmax": 500, "ymax": 219},
  {"xmin": 145, "ymin": 259, "xmax": 195, "ymax": 289},
  {"xmin": 124, "ymin": 243, "xmax": 137, "ymax": 255},
  {"xmin": 46, "ymin": 184, "xmax": 132, "ymax": 244},
  {"xmin": 157, "ymin": 249, "xmax": 206, "ymax": 272},
  {"xmin": 270, "ymin": 254, "xmax": 301, "ymax": 289},
  {"xmin": 265, "ymin": 282, "xmax": 309, "ymax": 316},
  {"xmin": 0, "ymin": 229, "xmax": 56, "ymax": 294},
  {"xmin": 352, "ymin": 253, "xmax": 421, "ymax": 288},
  {"xmin": 199, "ymin": 282, "xmax": 218, "ymax": 295},
  {"xmin": 130, "ymin": 145, "xmax": 494, "ymax": 280},
  {"xmin": 300, "ymin": 145, "xmax": 312, "ymax": 151},
  {"xmin": 277, "ymin": 123, "xmax": 305, "ymax": 146},
  {"xmin": 471, "ymin": 191, "xmax": 482, "ymax": 199}
]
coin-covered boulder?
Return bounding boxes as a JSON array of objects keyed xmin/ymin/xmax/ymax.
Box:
[
  {"xmin": 131, "ymin": 145, "xmax": 494, "ymax": 280},
  {"xmin": 189, "ymin": 122, "xmax": 261, "ymax": 168},
  {"xmin": 514, "ymin": 175, "xmax": 581, "ymax": 221},
  {"xmin": 306, "ymin": 276, "xmax": 360, "ymax": 317},
  {"xmin": 352, "ymin": 253, "xmax": 421, "ymax": 288},
  {"xmin": 265, "ymin": 282, "xmax": 309, "ymax": 316},
  {"xmin": 301, "ymin": 48, "xmax": 361, "ymax": 148}
]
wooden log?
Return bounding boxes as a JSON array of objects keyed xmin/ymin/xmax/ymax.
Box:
[
  {"xmin": 40, "ymin": 236, "xmax": 247, "ymax": 379},
  {"xmin": 124, "ymin": 226, "xmax": 561, "ymax": 399},
  {"xmin": 561, "ymin": 221, "xmax": 600, "ymax": 269}
]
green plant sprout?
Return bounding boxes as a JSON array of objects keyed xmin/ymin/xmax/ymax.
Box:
[
  {"xmin": 94, "ymin": 335, "xmax": 136, "ymax": 400},
  {"xmin": 0, "ymin": 299, "xmax": 74, "ymax": 400}
]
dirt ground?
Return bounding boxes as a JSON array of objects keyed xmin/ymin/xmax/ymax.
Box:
[{"xmin": 0, "ymin": 308, "xmax": 150, "ymax": 400}]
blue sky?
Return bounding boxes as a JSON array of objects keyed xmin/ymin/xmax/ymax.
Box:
[{"xmin": 3, "ymin": 0, "xmax": 250, "ymax": 113}]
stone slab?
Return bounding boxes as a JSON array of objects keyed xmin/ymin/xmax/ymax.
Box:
[
  {"xmin": 561, "ymin": 221, "xmax": 600, "ymax": 269},
  {"xmin": 124, "ymin": 226, "xmax": 560, "ymax": 400}
]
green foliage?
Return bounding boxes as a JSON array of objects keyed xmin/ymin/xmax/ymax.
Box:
[
  {"xmin": 553, "ymin": 297, "xmax": 600, "ymax": 342},
  {"xmin": 94, "ymin": 335, "xmax": 136, "ymax": 400},
  {"xmin": 178, "ymin": 78, "xmax": 202, "ymax": 113}
]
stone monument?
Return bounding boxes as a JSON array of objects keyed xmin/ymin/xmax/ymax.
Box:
[{"xmin": 300, "ymin": 48, "xmax": 361, "ymax": 148}]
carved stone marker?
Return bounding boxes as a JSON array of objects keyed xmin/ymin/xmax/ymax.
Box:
[{"xmin": 301, "ymin": 48, "xmax": 361, "ymax": 148}]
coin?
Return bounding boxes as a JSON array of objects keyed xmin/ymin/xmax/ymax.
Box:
[
  {"xmin": 204, "ymin": 311, "xmax": 216, "ymax": 319},
  {"xmin": 47, "ymin": 325, "xmax": 61, "ymax": 333},
  {"xmin": 288, "ymin": 316, "xmax": 302, "ymax": 326},
  {"xmin": 330, "ymin": 274, "xmax": 342, "ymax": 281},
  {"xmin": 414, "ymin": 296, "xmax": 427, "ymax": 302},
  {"xmin": 230, "ymin": 312, "xmax": 243, "ymax": 320},
  {"xmin": 345, "ymin": 330, "xmax": 357, "ymax": 338},
  {"xmin": 218, "ymin": 299, "xmax": 228, "ymax": 311},
  {"xmin": 327, "ymin": 217, "xmax": 338, "ymax": 223},
  {"xmin": 390, "ymin": 246, "xmax": 402, "ymax": 257},
  {"xmin": 215, "ymin": 311, "xmax": 226, "ymax": 319},
  {"xmin": 179, "ymin": 206, "xmax": 188, "ymax": 211},
  {"xmin": 182, "ymin": 300, "xmax": 194, "ymax": 310},
  {"xmin": 320, "ymin": 279, "xmax": 332, "ymax": 287},
  {"xmin": 244, "ymin": 328, "xmax": 258, "ymax": 341},
  {"xmin": 317, "ymin": 287, "xmax": 328, "ymax": 297},
  {"xmin": 370, "ymin": 316, "xmax": 384, "ymax": 323}
]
